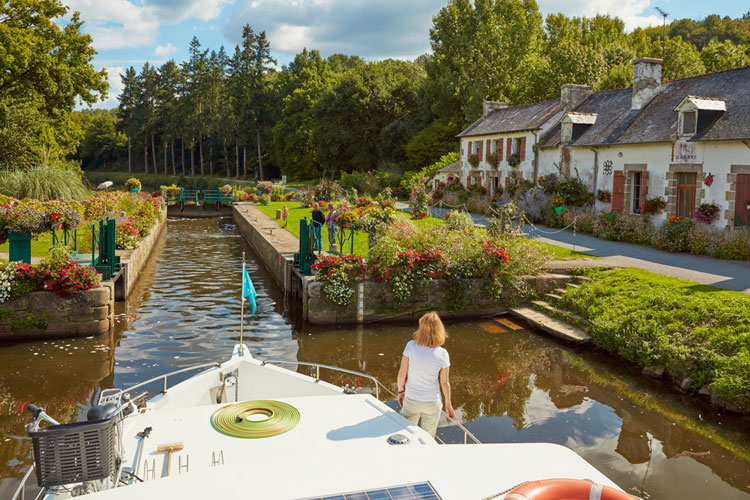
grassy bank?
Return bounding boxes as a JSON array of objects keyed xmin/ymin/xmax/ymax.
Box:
[
  {"xmin": 255, "ymin": 202, "xmax": 443, "ymax": 256},
  {"xmin": 557, "ymin": 268, "xmax": 750, "ymax": 411}
]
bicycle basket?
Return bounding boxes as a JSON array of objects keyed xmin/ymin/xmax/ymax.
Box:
[{"xmin": 29, "ymin": 417, "xmax": 117, "ymax": 487}]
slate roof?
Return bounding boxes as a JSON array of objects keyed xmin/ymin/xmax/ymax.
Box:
[
  {"xmin": 435, "ymin": 161, "xmax": 462, "ymax": 174},
  {"xmin": 468, "ymin": 65, "xmax": 750, "ymax": 147},
  {"xmin": 457, "ymin": 99, "xmax": 562, "ymax": 137}
]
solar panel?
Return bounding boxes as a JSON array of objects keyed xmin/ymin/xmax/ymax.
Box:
[{"xmin": 298, "ymin": 481, "xmax": 442, "ymax": 500}]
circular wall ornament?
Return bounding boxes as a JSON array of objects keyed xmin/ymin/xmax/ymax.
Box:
[{"xmin": 603, "ymin": 160, "xmax": 613, "ymax": 175}]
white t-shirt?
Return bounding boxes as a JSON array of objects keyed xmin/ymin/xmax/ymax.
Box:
[{"xmin": 403, "ymin": 340, "xmax": 450, "ymax": 402}]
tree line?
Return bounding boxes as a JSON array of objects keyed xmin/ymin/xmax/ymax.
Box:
[{"xmin": 3, "ymin": 1, "xmax": 749, "ymax": 184}]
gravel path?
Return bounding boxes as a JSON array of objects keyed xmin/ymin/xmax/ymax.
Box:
[{"xmin": 395, "ymin": 202, "xmax": 750, "ymax": 293}]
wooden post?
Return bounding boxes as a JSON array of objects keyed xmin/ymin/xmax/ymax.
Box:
[{"xmin": 128, "ymin": 137, "xmax": 132, "ymax": 173}]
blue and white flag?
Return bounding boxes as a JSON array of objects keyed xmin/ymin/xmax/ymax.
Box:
[{"xmin": 242, "ymin": 263, "xmax": 257, "ymax": 315}]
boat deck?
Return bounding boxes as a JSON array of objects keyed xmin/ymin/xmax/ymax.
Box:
[
  {"xmin": 98, "ymin": 442, "xmax": 620, "ymax": 499},
  {"xmin": 122, "ymin": 393, "xmax": 435, "ymax": 482}
]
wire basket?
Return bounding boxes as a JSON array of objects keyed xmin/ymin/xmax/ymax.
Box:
[{"xmin": 29, "ymin": 418, "xmax": 117, "ymax": 487}]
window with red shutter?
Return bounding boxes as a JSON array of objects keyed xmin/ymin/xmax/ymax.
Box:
[
  {"xmin": 519, "ymin": 137, "xmax": 526, "ymax": 161},
  {"xmin": 497, "ymin": 139, "xmax": 503, "ymax": 160},
  {"xmin": 506, "ymin": 138, "xmax": 512, "ymax": 160},
  {"xmin": 478, "ymin": 140, "xmax": 483, "ymax": 161},
  {"xmin": 486, "ymin": 140, "xmax": 491, "ymax": 159},
  {"xmin": 612, "ymin": 171, "xmax": 625, "ymax": 212}
]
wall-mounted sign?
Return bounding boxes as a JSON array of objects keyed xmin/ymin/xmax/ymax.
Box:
[{"xmin": 672, "ymin": 141, "xmax": 697, "ymax": 162}]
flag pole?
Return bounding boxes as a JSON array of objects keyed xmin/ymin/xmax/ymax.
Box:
[{"xmin": 240, "ymin": 251, "xmax": 245, "ymax": 353}]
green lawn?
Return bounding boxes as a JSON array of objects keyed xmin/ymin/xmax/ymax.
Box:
[
  {"xmin": 536, "ymin": 241, "xmax": 601, "ymax": 260},
  {"xmin": 557, "ymin": 268, "xmax": 750, "ymax": 411},
  {"xmin": 256, "ymin": 202, "xmax": 440, "ymax": 257}
]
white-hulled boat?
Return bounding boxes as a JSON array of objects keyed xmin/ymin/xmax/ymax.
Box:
[{"xmin": 12, "ymin": 344, "xmax": 641, "ymax": 500}]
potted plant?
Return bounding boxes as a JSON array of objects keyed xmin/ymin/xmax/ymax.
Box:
[
  {"xmin": 336, "ymin": 210, "xmax": 360, "ymax": 228},
  {"xmin": 260, "ymin": 194, "xmax": 271, "ymax": 206},
  {"xmin": 507, "ymin": 153, "xmax": 521, "ymax": 169},
  {"xmin": 220, "ymin": 184, "xmax": 233, "ymax": 195},
  {"xmin": 693, "ymin": 202, "xmax": 721, "ymax": 224},
  {"xmin": 552, "ymin": 195, "xmax": 564, "ymax": 214},
  {"xmin": 597, "ymin": 189, "xmax": 612, "ymax": 203},
  {"xmin": 468, "ymin": 154, "xmax": 480, "ymax": 169},
  {"xmin": 125, "ymin": 178, "xmax": 142, "ymax": 192},
  {"xmin": 487, "ymin": 152, "xmax": 500, "ymax": 169},
  {"xmin": 643, "ymin": 196, "xmax": 666, "ymax": 215}
]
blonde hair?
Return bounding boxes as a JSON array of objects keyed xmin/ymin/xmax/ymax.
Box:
[{"xmin": 413, "ymin": 311, "xmax": 446, "ymax": 348}]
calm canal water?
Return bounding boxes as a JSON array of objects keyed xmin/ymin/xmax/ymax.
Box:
[{"xmin": 1, "ymin": 217, "xmax": 749, "ymax": 499}]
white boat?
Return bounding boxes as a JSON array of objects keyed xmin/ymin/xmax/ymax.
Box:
[{"xmin": 12, "ymin": 344, "xmax": 640, "ymax": 500}]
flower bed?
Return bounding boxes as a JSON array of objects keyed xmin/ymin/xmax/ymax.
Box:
[
  {"xmin": 544, "ymin": 207, "xmax": 750, "ymax": 260},
  {"xmin": 0, "ymin": 252, "xmax": 101, "ymax": 302}
]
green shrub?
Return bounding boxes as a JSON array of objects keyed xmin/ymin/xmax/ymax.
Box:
[
  {"xmin": 0, "ymin": 163, "xmax": 88, "ymax": 201},
  {"xmin": 556, "ymin": 177, "xmax": 593, "ymax": 206},
  {"xmin": 445, "ymin": 210, "xmax": 473, "ymax": 231},
  {"xmin": 466, "ymin": 196, "xmax": 490, "ymax": 214},
  {"xmin": 711, "ymin": 228, "xmax": 750, "ymax": 260}
]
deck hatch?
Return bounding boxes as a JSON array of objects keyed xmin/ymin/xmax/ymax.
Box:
[{"xmin": 299, "ymin": 481, "xmax": 441, "ymax": 500}]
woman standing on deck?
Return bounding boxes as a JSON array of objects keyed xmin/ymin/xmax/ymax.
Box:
[{"xmin": 397, "ymin": 312, "xmax": 455, "ymax": 438}]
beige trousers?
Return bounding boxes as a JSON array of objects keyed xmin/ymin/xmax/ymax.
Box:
[{"xmin": 401, "ymin": 397, "xmax": 442, "ymax": 438}]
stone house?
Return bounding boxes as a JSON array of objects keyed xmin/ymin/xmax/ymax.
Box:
[{"xmin": 454, "ymin": 58, "xmax": 750, "ymax": 229}]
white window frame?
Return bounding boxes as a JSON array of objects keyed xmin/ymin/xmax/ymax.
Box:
[{"xmin": 681, "ymin": 110, "xmax": 697, "ymax": 136}]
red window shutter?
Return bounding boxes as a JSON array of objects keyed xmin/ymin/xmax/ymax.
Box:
[
  {"xmin": 519, "ymin": 137, "xmax": 526, "ymax": 161},
  {"xmin": 497, "ymin": 139, "xmax": 503, "ymax": 160},
  {"xmin": 478, "ymin": 140, "xmax": 484, "ymax": 161},
  {"xmin": 486, "ymin": 140, "xmax": 491, "ymax": 159},
  {"xmin": 640, "ymin": 171, "xmax": 649, "ymax": 214},
  {"xmin": 612, "ymin": 171, "xmax": 625, "ymax": 212},
  {"xmin": 505, "ymin": 176, "xmax": 510, "ymax": 189},
  {"xmin": 506, "ymin": 138, "xmax": 512, "ymax": 160}
]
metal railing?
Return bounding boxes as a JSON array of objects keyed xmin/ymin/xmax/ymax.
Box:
[
  {"xmin": 10, "ymin": 464, "xmax": 44, "ymax": 500},
  {"xmin": 123, "ymin": 362, "xmax": 222, "ymax": 395},
  {"xmin": 260, "ymin": 359, "xmax": 481, "ymax": 445}
]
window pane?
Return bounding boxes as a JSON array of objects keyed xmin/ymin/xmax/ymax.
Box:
[{"xmin": 682, "ymin": 111, "xmax": 697, "ymax": 135}]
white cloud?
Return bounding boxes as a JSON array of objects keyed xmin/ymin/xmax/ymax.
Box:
[
  {"xmin": 64, "ymin": 0, "xmax": 233, "ymax": 50},
  {"xmin": 537, "ymin": 0, "xmax": 663, "ymax": 31},
  {"xmin": 154, "ymin": 42, "xmax": 178, "ymax": 57},
  {"xmin": 224, "ymin": 0, "xmax": 663, "ymax": 62},
  {"xmin": 88, "ymin": 66, "xmax": 125, "ymax": 109},
  {"xmin": 224, "ymin": 0, "xmax": 445, "ymax": 60}
]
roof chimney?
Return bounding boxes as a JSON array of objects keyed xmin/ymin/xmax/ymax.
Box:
[
  {"xmin": 483, "ymin": 101, "xmax": 507, "ymax": 117},
  {"xmin": 632, "ymin": 57, "xmax": 663, "ymax": 110},
  {"xmin": 560, "ymin": 84, "xmax": 592, "ymax": 111}
]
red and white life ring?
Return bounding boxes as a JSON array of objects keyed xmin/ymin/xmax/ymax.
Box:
[{"xmin": 504, "ymin": 479, "xmax": 639, "ymax": 500}]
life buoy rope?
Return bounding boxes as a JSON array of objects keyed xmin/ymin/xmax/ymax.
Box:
[{"xmin": 482, "ymin": 479, "xmax": 641, "ymax": 500}]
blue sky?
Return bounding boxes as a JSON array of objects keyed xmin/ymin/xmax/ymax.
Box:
[{"xmin": 63, "ymin": 0, "xmax": 749, "ymax": 109}]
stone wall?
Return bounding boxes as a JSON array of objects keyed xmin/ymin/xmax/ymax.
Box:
[
  {"xmin": 0, "ymin": 286, "xmax": 113, "ymax": 340},
  {"xmin": 233, "ymin": 204, "xmax": 299, "ymax": 290},
  {"xmin": 0, "ymin": 205, "xmax": 167, "ymax": 340},
  {"xmin": 304, "ymin": 273, "xmax": 571, "ymax": 325}
]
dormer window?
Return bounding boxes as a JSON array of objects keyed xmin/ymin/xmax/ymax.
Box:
[
  {"xmin": 674, "ymin": 95, "xmax": 726, "ymax": 138},
  {"xmin": 681, "ymin": 111, "xmax": 697, "ymax": 135}
]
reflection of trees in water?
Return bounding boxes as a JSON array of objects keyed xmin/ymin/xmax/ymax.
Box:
[
  {"xmin": 0, "ymin": 333, "xmax": 116, "ymax": 483},
  {"xmin": 453, "ymin": 337, "xmax": 542, "ymax": 428}
]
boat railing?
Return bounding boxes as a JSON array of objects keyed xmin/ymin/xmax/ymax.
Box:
[
  {"xmin": 260, "ymin": 359, "xmax": 481, "ymax": 445},
  {"xmin": 10, "ymin": 463, "xmax": 44, "ymax": 500},
  {"xmin": 122, "ymin": 362, "xmax": 222, "ymax": 395}
]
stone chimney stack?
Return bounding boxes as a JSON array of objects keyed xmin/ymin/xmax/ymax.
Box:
[
  {"xmin": 632, "ymin": 57, "xmax": 663, "ymax": 110},
  {"xmin": 560, "ymin": 84, "xmax": 593, "ymax": 111},
  {"xmin": 483, "ymin": 101, "xmax": 508, "ymax": 117}
]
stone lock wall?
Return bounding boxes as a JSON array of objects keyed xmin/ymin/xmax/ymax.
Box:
[
  {"xmin": 0, "ymin": 286, "xmax": 113, "ymax": 340},
  {"xmin": 304, "ymin": 274, "xmax": 572, "ymax": 326}
]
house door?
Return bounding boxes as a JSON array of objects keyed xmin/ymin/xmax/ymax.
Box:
[
  {"xmin": 676, "ymin": 172, "xmax": 697, "ymax": 218},
  {"xmin": 736, "ymin": 174, "xmax": 750, "ymax": 227}
]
